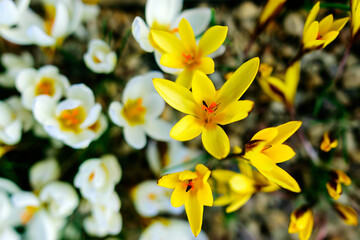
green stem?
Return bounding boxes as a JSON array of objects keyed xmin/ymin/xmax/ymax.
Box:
[{"xmin": 320, "ymin": 3, "xmax": 351, "ymax": 11}]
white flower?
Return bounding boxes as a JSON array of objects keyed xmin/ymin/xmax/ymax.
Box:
[
  {"xmin": 15, "ymin": 65, "xmax": 70, "ymax": 110},
  {"xmin": 109, "ymin": 71, "xmax": 172, "ymax": 149},
  {"xmin": 0, "ymin": 0, "xmax": 82, "ymax": 47},
  {"xmin": 81, "ymin": 1, "xmax": 100, "ymax": 22},
  {"xmin": 29, "ymin": 158, "xmax": 60, "ymax": 190},
  {"xmin": 33, "ymin": 84, "xmax": 107, "ymax": 148},
  {"xmin": 132, "ymin": 0, "xmax": 211, "ymax": 53},
  {"xmin": 132, "ymin": 180, "xmax": 182, "ymax": 217},
  {"xmin": 0, "ymin": 52, "xmax": 34, "ymax": 88},
  {"xmin": 0, "ymin": 0, "xmax": 29, "ymax": 29},
  {"xmin": 146, "ymin": 140, "xmax": 201, "ymax": 176},
  {"xmin": 74, "ymin": 155, "xmax": 121, "ymax": 203},
  {"xmin": 84, "ymin": 39, "xmax": 117, "ymax": 74},
  {"xmin": 0, "ymin": 98, "xmax": 23, "ymax": 145},
  {"xmin": 83, "ymin": 192, "xmax": 122, "ymax": 237},
  {"xmin": 139, "ymin": 219, "xmax": 208, "ymax": 240}
]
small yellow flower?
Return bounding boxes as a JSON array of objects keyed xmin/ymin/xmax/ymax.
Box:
[
  {"xmin": 302, "ymin": 2, "xmax": 349, "ymax": 51},
  {"xmin": 334, "ymin": 203, "xmax": 358, "ymax": 226},
  {"xmin": 258, "ymin": 0, "xmax": 287, "ymax": 27},
  {"xmin": 153, "ymin": 58, "xmax": 259, "ymax": 159},
  {"xmin": 258, "ymin": 61, "xmax": 301, "ymax": 106},
  {"xmin": 151, "ymin": 18, "xmax": 228, "ymax": 89},
  {"xmin": 288, "ymin": 206, "xmax": 314, "ymax": 240},
  {"xmin": 242, "ymin": 121, "xmax": 302, "ymax": 192},
  {"xmin": 212, "ymin": 162, "xmax": 279, "ymax": 213},
  {"xmin": 157, "ymin": 164, "xmax": 213, "ymax": 237},
  {"xmin": 326, "ymin": 169, "xmax": 351, "ymax": 200},
  {"xmin": 351, "ymin": 0, "xmax": 360, "ymax": 38},
  {"xmin": 320, "ymin": 131, "xmax": 338, "ymax": 152}
]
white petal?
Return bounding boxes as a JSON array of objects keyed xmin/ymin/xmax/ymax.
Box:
[
  {"xmin": 12, "ymin": 192, "xmax": 40, "ymax": 208},
  {"xmin": 145, "ymin": 141, "xmax": 161, "ymax": 175},
  {"xmin": 0, "ymin": 28, "xmax": 33, "ymax": 45},
  {"xmin": 124, "ymin": 125, "xmax": 146, "ymax": 149},
  {"xmin": 30, "ymin": 158, "xmax": 60, "ymax": 190},
  {"xmin": 15, "ymin": 68, "xmax": 36, "ymax": 92},
  {"xmin": 143, "ymin": 93, "xmax": 165, "ymax": 119},
  {"xmin": 101, "ymin": 155, "xmax": 122, "ymax": 184},
  {"xmin": 0, "ymin": 177, "xmax": 21, "ymax": 194},
  {"xmin": 0, "ymin": 0, "xmax": 19, "ymax": 26},
  {"xmin": 55, "ymin": 99, "xmax": 81, "ymax": 116},
  {"xmin": 67, "ymin": 84, "xmax": 94, "ymax": 111},
  {"xmin": 108, "ymin": 101, "xmax": 126, "ymax": 127},
  {"xmin": 122, "ymin": 75, "xmax": 144, "ymax": 102},
  {"xmin": 145, "ymin": 0, "xmax": 182, "ymax": 28},
  {"xmin": 80, "ymin": 104, "xmax": 101, "ymax": 128},
  {"xmin": 21, "ymin": 87, "xmax": 36, "ymax": 110},
  {"xmin": 51, "ymin": 2, "xmax": 69, "ymax": 38},
  {"xmin": 67, "ymin": 0, "xmax": 83, "ymax": 34},
  {"xmin": 33, "ymin": 95, "xmax": 56, "ymax": 124},
  {"xmin": 172, "ymin": 8, "xmax": 212, "ymax": 36},
  {"xmin": 144, "ymin": 119, "xmax": 172, "ymax": 142},
  {"xmin": 207, "ymin": 44, "xmax": 226, "ymax": 58},
  {"xmin": 0, "ymin": 119, "xmax": 22, "ymax": 145},
  {"xmin": 62, "ymin": 130, "xmax": 96, "ymax": 149},
  {"xmin": 131, "ymin": 17, "xmax": 154, "ymax": 52},
  {"xmin": 16, "ymin": 0, "xmax": 30, "ymax": 13},
  {"xmin": 26, "ymin": 25, "xmax": 56, "ymax": 46}
]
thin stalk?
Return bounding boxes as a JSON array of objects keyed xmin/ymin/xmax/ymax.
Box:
[{"xmin": 333, "ymin": 41, "xmax": 353, "ymax": 83}]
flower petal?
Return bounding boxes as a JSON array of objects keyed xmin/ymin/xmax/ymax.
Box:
[
  {"xmin": 215, "ymin": 57, "xmax": 259, "ymax": 109},
  {"xmin": 197, "ymin": 182, "xmax": 213, "ymax": 206},
  {"xmin": 198, "ymin": 25, "xmax": 228, "ymax": 56},
  {"xmin": 202, "ymin": 124, "xmax": 230, "ymax": 159},
  {"xmin": 322, "ymin": 31, "xmax": 339, "ymax": 47},
  {"xmin": 171, "ymin": 183, "xmax": 187, "ymax": 207},
  {"xmin": 214, "ymin": 100, "xmax": 254, "ymax": 125},
  {"xmin": 251, "ymin": 127, "xmax": 278, "ymax": 142},
  {"xmin": 157, "ymin": 172, "xmax": 180, "ymax": 188},
  {"xmin": 330, "ymin": 17, "xmax": 349, "ymax": 32},
  {"xmin": 178, "ymin": 18, "xmax": 196, "ymax": 53},
  {"xmin": 150, "ymin": 30, "xmax": 184, "ymax": 54},
  {"xmin": 284, "ymin": 61, "xmax": 301, "ymax": 105},
  {"xmin": 299, "ymin": 213, "xmax": 314, "ymax": 240},
  {"xmin": 226, "ymin": 193, "xmax": 252, "ymax": 213},
  {"xmin": 185, "ymin": 195, "xmax": 203, "ymax": 237},
  {"xmin": 303, "ymin": 21, "xmax": 319, "ymax": 44},
  {"xmin": 196, "ymin": 57, "xmax": 215, "ymax": 74},
  {"xmin": 192, "ymin": 71, "xmax": 216, "ymax": 106},
  {"xmin": 212, "ymin": 170, "xmax": 237, "ymax": 182},
  {"xmin": 124, "ymin": 125, "xmax": 146, "ymax": 149},
  {"xmin": 160, "ymin": 53, "xmax": 185, "ymax": 69},
  {"xmin": 318, "ymin": 14, "xmax": 333, "ymax": 36},
  {"xmin": 172, "ymin": 8, "xmax": 211, "ymax": 36},
  {"xmin": 258, "ymin": 165, "xmax": 301, "ymax": 192},
  {"xmin": 229, "ymin": 174, "xmax": 255, "ymax": 193},
  {"xmin": 179, "ymin": 170, "xmax": 198, "ymax": 181},
  {"xmin": 153, "ymin": 78, "xmax": 197, "ymax": 115},
  {"xmin": 108, "ymin": 101, "xmax": 126, "ymax": 127},
  {"xmin": 175, "ymin": 69, "xmax": 194, "ymax": 89},
  {"xmin": 145, "ymin": 0, "xmax": 182, "ymax": 28},
  {"xmin": 170, "ymin": 115, "xmax": 203, "ymax": 141},
  {"xmin": 131, "ymin": 16, "xmax": 154, "ymax": 52},
  {"xmin": 303, "ymin": 2, "xmax": 320, "ymax": 33},
  {"xmin": 145, "ymin": 119, "xmax": 172, "ymax": 141},
  {"xmin": 269, "ymin": 121, "xmax": 302, "ymax": 145},
  {"xmin": 262, "ymin": 144, "xmax": 295, "ymax": 163},
  {"xmin": 246, "ymin": 151, "xmax": 276, "ymax": 171}
]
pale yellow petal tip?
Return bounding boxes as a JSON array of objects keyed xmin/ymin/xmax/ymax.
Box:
[{"xmin": 233, "ymin": 146, "xmax": 243, "ymax": 154}]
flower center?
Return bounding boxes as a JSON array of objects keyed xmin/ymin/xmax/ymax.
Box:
[
  {"xmin": 201, "ymin": 100, "xmax": 220, "ymax": 125},
  {"xmin": 21, "ymin": 206, "xmax": 39, "ymax": 225},
  {"xmin": 58, "ymin": 106, "xmax": 86, "ymax": 132},
  {"xmin": 122, "ymin": 98, "xmax": 146, "ymax": 126},
  {"xmin": 88, "ymin": 172, "xmax": 95, "ymax": 181},
  {"xmin": 35, "ymin": 77, "xmax": 55, "ymax": 96},
  {"xmin": 316, "ymin": 33, "xmax": 323, "ymax": 40},
  {"xmin": 92, "ymin": 55, "xmax": 102, "ymax": 64},
  {"xmin": 182, "ymin": 52, "xmax": 198, "ymax": 67},
  {"xmin": 184, "ymin": 179, "xmax": 194, "ymax": 192}
]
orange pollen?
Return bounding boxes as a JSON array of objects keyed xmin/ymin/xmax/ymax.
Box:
[
  {"xmin": 60, "ymin": 108, "xmax": 81, "ymax": 126},
  {"xmin": 202, "ymin": 101, "xmax": 218, "ymax": 114},
  {"xmin": 21, "ymin": 206, "xmax": 38, "ymax": 225},
  {"xmin": 317, "ymin": 33, "xmax": 323, "ymax": 40},
  {"xmin": 44, "ymin": 19, "xmax": 55, "ymax": 35},
  {"xmin": 35, "ymin": 79, "xmax": 55, "ymax": 96},
  {"xmin": 182, "ymin": 52, "xmax": 195, "ymax": 64},
  {"xmin": 89, "ymin": 172, "xmax": 95, "ymax": 181},
  {"xmin": 148, "ymin": 193, "xmax": 156, "ymax": 200},
  {"xmin": 92, "ymin": 55, "xmax": 101, "ymax": 64},
  {"xmin": 171, "ymin": 27, "xmax": 179, "ymax": 33}
]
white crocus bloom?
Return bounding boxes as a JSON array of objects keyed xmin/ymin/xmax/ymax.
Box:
[
  {"xmin": 0, "ymin": 0, "xmax": 29, "ymax": 30},
  {"xmin": 24, "ymin": 209, "xmax": 62, "ymax": 240},
  {"xmin": 0, "ymin": 52, "xmax": 34, "ymax": 88},
  {"xmin": 146, "ymin": 140, "xmax": 201, "ymax": 176},
  {"xmin": 0, "ymin": 0, "xmax": 82, "ymax": 47},
  {"xmin": 132, "ymin": 0, "xmax": 211, "ymax": 53},
  {"xmin": 109, "ymin": 71, "xmax": 172, "ymax": 149},
  {"xmin": 83, "ymin": 192, "xmax": 122, "ymax": 237},
  {"xmin": 81, "ymin": 0, "xmax": 100, "ymax": 22},
  {"xmin": 132, "ymin": 180, "xmax": 182, "ymax": 217},
  {"xmin": 16, "ymin": 65, "xmax": 70, "ymax": 110},
  {"xmin": 29, "ymin": 158, "xmax": 60, "ymax": 190},
  {"xmin": 84, "ymin": 39, "xmax": 117, "ymax": 74},
  {"xmin": 33, "ymin": 84, "xmax": 107, "ymax": 149},
  {"xmin": 74, "ymin": 155, "xmax": 121, "ymax": 203},
  {"xmin": 139, "ymin": 219, "xmax": 208, "ymax": 240}
]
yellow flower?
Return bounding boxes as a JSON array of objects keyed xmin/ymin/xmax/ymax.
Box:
[
  {"xmin": 153, "ymin": 58, "xmax": 259, "ymax": 159},
  {"xmin": 157, "ymin": 164, "xmax": 213, "ymax": 237},
  {"xmin": 258, "ymin": 61, "xmax": 301, "ymax": 106},
  {"xmin": 258, "ymin": 0, "xmax": 287, "ymax": 27},
  {"xmin": 320, "ymin": 131, "xmax": 338, "ymax": 152},
  {"xmin": 242, "ymin": 121, "xmax": 302, "ymax": 192},
  {"xmin": 326, "ymin": 169, "xmax": 351, "ymax": 200},
  {"xmin": 288, "ymin": 206, "xmax": 314, "ymax": 240},
  {"xmin": 302, "ymin": 2, "xmax": 349, "ymax": 51},
  {"xmin": 351, "ymin": 0, "xmax": 360, "ymax": 38},
  {"xmin": 151, "ymin": 18, "xmax": 228, "ymax": 89},
  {"xmin": 212, "ymin": 161, "xmax": 279, "ymax": 213},
  {"xmin": 334, "ymin": 203, "xmax": 358, "ymax": 226}
]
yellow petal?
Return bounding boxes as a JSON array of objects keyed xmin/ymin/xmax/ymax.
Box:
[
  {"xmin": 326, "ymin": 181, "xmax": 341, "ymax": 200},
  {"xmin": 334, "ymin": 169, "xmax": 351, "ymax": 185},
  {"xmin": 150, "ymin": 30, "xmax": 184, "ymax": 54},
  {"xmin": 322, "ymin": 31, "xmax": 339, "ymax": 47},
  {"xmin": 259, "ymin": 76, "xmax": 287, "ymax": 103},
  {"xmin": 197, "ymin": 182, "xmax": 213, "ymax": 206},
  {"xmin": 212, "ymin": 169, "xmax": 237, "ymax": 182},
  {"xmin": 179, "ymin": 170, "xmax": 198, "ymax": 181},
  {"xmin": 284, "ymin": 61, "xmax": 301, "ymax": 105},
  {"xmin": 202, "ymin": 124, "xmax": 230, "ymax": 159},
  {"xmin": 251, "ymin": 127, "xmax": 278, "ymax": 142},
  {"xmin": 171, "ymin": 183, "xmax": 188, "ymax": 207},
  {"xmin": 246, "ymin": 151, "xmax": 276, "ymax": 171},
  {"xmin": 262, "ymin": 144, "xmax": 296, "ymax": 163},
  {"xmin": 198, "ymin": 25, "xmax": 228, "ymax": 56},
  {"xmin": 153, "ymin": 78, "xmax": 197, "ymax": 115},
  {"xmin": 288, "ymin": 221, "xmax": 298, "ymax": 234},
  {"xmin": 318, "ymin": 14, "xmax": 334, "ymax": 35},
  {"xmin": 303, "ymin": 21, "xmax": 319, "ymax": 44},
  {"xmin": 214, "ymin": 100, "xmax": 254, "ymax": 125},
  {"xmin": 299, "ymin": 212, "xmax": 314, "ymax": 240},
  {"xmin": 269, "ymin": 121, "xmax": 302, "ymax": 145},
  {"xmin": 178, "ymin": 18, "xmax": 196, "ymax": 53},
  {"xmin": 238, "ymin": 160, "xmax": 253, "ymax": 178},
  {"xmin": 196, "ymin": 57, "xmax": 215, "ymax": 74},
  {"xmin": 160, "ymin": 53, "xmax": 185, "ymax": 68},
  {"xmin": 334, "ymin": 203, "xmax": 358, "ymax": 225},
  {"xmin": 229, "ymin": 174, "xmax": 255, "ymax": 193},
  {"xmin": 185, "ymin": 195, "xmax": 204, "ymax": 237},
  {"xmin": 195, "ymin": 164, "xmax": 211, "ymax": 183},
  {"xmin": 303, "ymin": 39, "xmax": 325, "ymax": 50},
  {"xmin": 214, "ymin": 194, "xmax": 233, "ymax": 206},
  {"xmin": 226, "ymin": 193, "xmax": 252, "ymax": 213},
  {"xmin": 259, "ymin": 0, "xmax": 286, "ymax": 25},
  {"xmin": 215, "ymin": 57, "xmax": 259, "ymax": 109},
  {"xmin": 170, "ymin": 115, "xmax": 204, "ymax": 141},
  {"xmin": 330, "ymin": 17, "xmax": 349, "ymax": 32},
  {"xmin": 157, "ymin": 172, "xmax": 180, "ymax": 188},
  {"xmin": 303, "ymin": 2, "xmax": 320, "ymax": 33},
  {"xmin": 176, "ymin": 69, "xmax": 194, "ymax": 89},
  {"xmin": 258, "ymin": 165, "xmax": 301, "ymax": 192},
  {"xmin": 192, "ymin": 71, "xmax": 217, "ymax": 106}
]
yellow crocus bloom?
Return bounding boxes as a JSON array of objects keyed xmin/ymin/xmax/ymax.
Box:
[
  {"xmin": 302, "ymin": 2, "xmax": 349, "ymax": 51},
  {"xmin": 326, "ymin": 169, "xmax": 351, "ymax": 200},
  {"xmin": 157, "ymin": 164, "xmax": 213, "ymax": 237},
  {"xmin": 351, "ymin": 0, "xmax": 360, "ymax": 38},
  {"xmin": 212, "ymin": 163, "xmax": 279, "ymax": 213},
  {"xmin": 242, "ymin": 121, "xmax": 302, "ymax": 192},
  {"xmin": 334, "ymin": 203, "xmax": 358, "ymax": 226},
  {"xmin": 320, "ymin": 131, "xmax": 338, "ymax": 152},
  {"xmin": 151, "ymin": 18, "xmax": 228, "ymax": 89},
  {"xmin": 288, "ymin": 206, "xmax": 314, "ymax": 240},
  {"xmin": 258, "ymin": 61, "xmax": 301, "ymax": 106},
  {"xmin": 259, "ymin": 0, "xmax": 287, "ymax": 27},
  {"xmin": 153, "ymin": 58, "xmax": 259, "ymax": 159}
]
